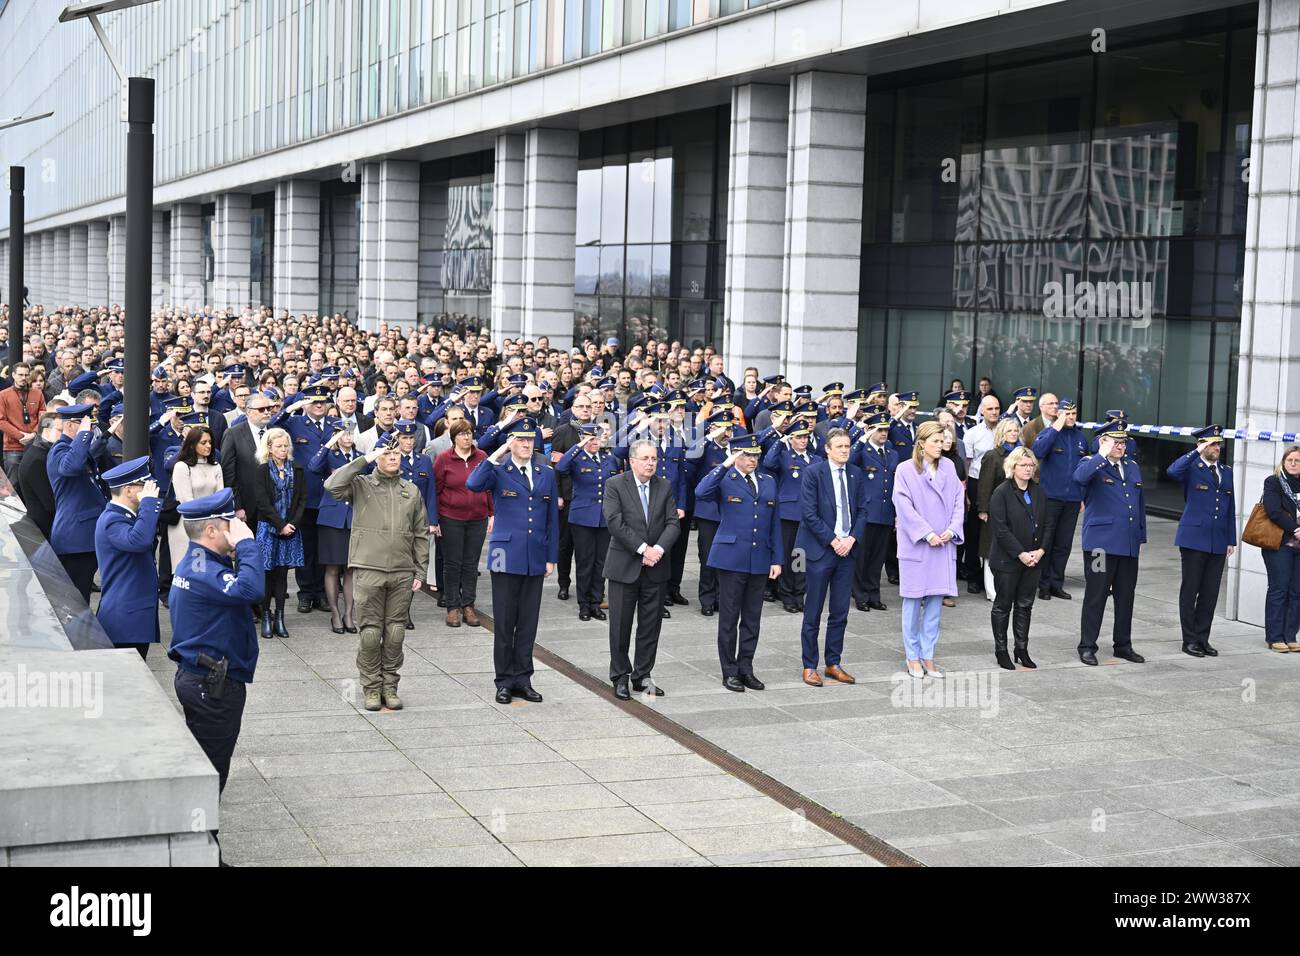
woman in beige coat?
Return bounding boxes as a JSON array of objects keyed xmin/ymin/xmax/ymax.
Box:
[{"xmin": 168, "ymin": 426, "xmax": 225, "ymax": 573}]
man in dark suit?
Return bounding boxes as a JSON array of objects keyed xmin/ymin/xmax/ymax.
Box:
[
  {"xmin": 603, "ymin": 437, "xmax": 681, "ymax": 700},
  {"xmin": 14, "ymin": 410, "xmax": 62, "ymax": 542},
  {"xmin": 220, "ymin": 390, "xmax": 279, "ymax": 521},
  {"xmin": 795, "ymin": 428, "xmax": 868, "ymax": 687}
]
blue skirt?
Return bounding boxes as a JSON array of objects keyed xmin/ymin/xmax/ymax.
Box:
[{"xmin": 256, "ymin": 521, "xmax": 305, "ymax": 569}]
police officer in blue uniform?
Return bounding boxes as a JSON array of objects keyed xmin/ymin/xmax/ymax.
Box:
[
  {"xmin": 686, "ymin": 412, "xmax": 733, "ymax": 616},
  {"xmin": 943, "ymin": 390, "xmax": 977, "ymax": 444},
  {"xmin": 169, "ymin": 489, "xmax": 265, "ymax": 799},
  {"xmin": 763, "ymin": 418, "xmax": 814, "ymax": 613},
  {"xmin": 94, "ymin": 457, "xmax": 163, "ymax": 660},
  {"xmin": 1073, "ymin": 419, "xmax": 1147, "ymax": 666},
  {"xmin": 467, "ymin": 418, "xmax": 559, "ymax": 704},
  {"xmin": 1088, "ymin": 408, "xmax": 1142, "ymax": 463},
  {"xmin": 394, "ymin": 417, "xmax": 438, "ymax": 630},
  {"xmin": 476, "ymin": 395, "xmax": 530, "ymax": 455},
  {"xmin": 149, "ymin": 396, "xmax": 191, "ymax": 496},
  {"xmin": 1031, "ymin": 397, "xmax": 1089, "ymax": 601},
  {"xmin": 888, "ymin": 391, "xmax": 920, "ymax": 459},
  {"xmin": 47, "ymin": 403, "xmax": 108, "ymax": 603},
  {"xmin": 1006, "ymin": 386, "xmax": 1037, "ymax": 429},
  {"xmin": 1168, "ymin": 424, "xmax": 1236, "ymax": 657},
  {"xmin": 556, "ymin": 421, "xmax": 620, "ymax": 621},
  {"xmin": 279, "ymin": 383, "xmax": 334, "ymax": 614},
  {"xmin": 695, "ymin": 431, "xmax": 783, "ymax": 692},
  {"xmin": 851, "ymin": 412, "xmax": 898, "ymax": 612}
]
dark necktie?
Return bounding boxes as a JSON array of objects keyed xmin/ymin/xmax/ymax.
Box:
[
  {"xmin": 522, "ymin": 465, "xmax": 532, "ymax": 491},
  {"xmin": 747, "ymin": 474, "xmax": 758, "ymax": 498},
  {"xmin": 837, "ymin": 468, "xmax": 851, "ymax": 532}
]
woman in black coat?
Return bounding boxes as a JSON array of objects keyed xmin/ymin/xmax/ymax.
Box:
[
  {"xmin": 1261, "ymin": 445, "xmax": 1300, "ymax": 651},
  {"xmin": 987, "ymin": 446, "xmax": 1055, "ymax": 670},
  {"xmin": 252, "ymin": 428, "xmax": 306, "ymax": 638}
]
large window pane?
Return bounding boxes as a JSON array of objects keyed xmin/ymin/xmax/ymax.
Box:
[
  {"xmin": 892, "ymin": 75, "xmax": 984, "ymax": 243},
  {"xmin": 575, "ymin": 163, "xmax": 602, "ymax": 246},
  {"xmin": 626, "ymin": 152, "xmax": 656, "ymax": 243},
  {"xmin": 600, "ymin": 163, "xmax": 627, "ymax": 244}
]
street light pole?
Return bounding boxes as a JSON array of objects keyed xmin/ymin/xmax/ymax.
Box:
[{"xmin": 7, "ymin": 167, "xmax": 22, "ymax": 361}]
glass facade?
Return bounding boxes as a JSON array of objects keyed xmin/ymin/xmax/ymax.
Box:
[
  {"xmin": 419, "ymin": 152, "xmax": 495, "ymax": 328},
  {"xmin": 857, "ymin": 9, "xmax": 1256, "ymax": 511},
  {"xmin": 250, "ymin": 192, "xmax": 275, "ymax": 308},
  {"xmin": 574, "ymin": 107, "xmax": 729, "ymax": 348},
  {"xmin": 319, "ymin": 183, "xmax": 362, "ymax": 319}
]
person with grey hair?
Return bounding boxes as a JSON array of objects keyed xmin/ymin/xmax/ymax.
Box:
[{"xmin": 987, "ymin": 446, "xmax": 1052, "ymax": 670}]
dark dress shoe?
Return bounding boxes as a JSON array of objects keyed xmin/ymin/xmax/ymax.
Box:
[
  {"xmin": 868, "ymin": 601, "xmax": 887, "ymax": 611},
  {"xmin": 722, "ymin": 676, "xmax": 745, "ymax": 692},
  {"xmin": 515, "ymin": 685, "xmax": 543, "ymax": 703},
  {"xmin": 1049, "ymin": 587, "xmax": 1072, "ymax": 600},
  {"xmin": 613, "ymin": 678, "xmax": 631, "ymax": 700},
  {"xmin": 297, "ymin": 596, "xmax": 313, "ymax": 613},
  {"xmin": 739, "ymin": 674, "xmax": 765, "ymax": 691},
  {"xmin": 967, "ymin": 581, "xmax": 983, "ymax": 594},
  {"xmin": 855, "ymin": 601, "xmax": 870, "ymax": 612},
  {"xmin": 1038, "ymin": 589, "xmax": 1052, "ymax": 601},
  {"xmin": 661, "ymin": 607, "xmax": 671, "ymax": 619},
  {"xmin": 796, "ymin": 601, "xmax": 805, "ymax": 611},
  {"xmin": 887, "ymin": 574, "xmax": 899, "ymax": 586},
  {"xmin": 701, "ymin": 605, "xmax": 714, "ymax": 616},
  {"xmin": 557, "ymin": 587, "xmax": 570, "ymax": 601},
  {"xmin": 579, "ymin": 608, "xmax": 591, "ymax": 621},
  {"xmin": 1078, "ymin": 650, "xmax": 1098, "ymax": 666},
  {"xmin": 1201, "ymin": 642, "xmax": 1219, "ymax": 657},
  {"xmin": 670, "ymin": 591, "xmax": 689, "ymax": 606},
  {"xmin": 494, "ymin": 687, "xmax": 512, "ymax": 704},
  {"xmin": 632, "ymin": 680, "xmax": 665, "ymax": 696},
  {"xmin": 1114, "ymin": 647, "xmax": 1146, "ymax": 664},
  {"xmin": 783, "ymin": 603, "xmax": 800, "ymax": 613},
  {"xmin": 314, "ymin": 596, "xmax": 332, "ymax": 611},
  {"xmin": 663, "ymin": 594, "xmax": 674, "ymax": 607},
  {"xmin": 763, "ymin": 591, "xmax": 777, "ymax": 603},
  {"xmin": 1182, "ymin": 643, "xmax": 1206, "ymax": 658},
  {"xmin": 591, "ymin": 608, "xmax": 607, "ymax": 621},
  {"xmin": 437, "ymin": 597, "xmax": 447, "ymax": 608},
  {"xmin": 995, "ymin": 649, "xmax": 1016, "ymax": 671}
]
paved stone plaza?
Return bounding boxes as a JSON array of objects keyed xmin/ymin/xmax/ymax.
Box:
[{"xmin": 148, "ymin": 517, "xmax": 1300, "ymax": 866}]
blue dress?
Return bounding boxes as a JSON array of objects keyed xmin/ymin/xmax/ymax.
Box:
[{"xmin": 255, "ymin": 463, "xmax": 305, "ymax": 569}]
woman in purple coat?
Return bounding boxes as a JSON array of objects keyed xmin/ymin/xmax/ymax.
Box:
[{"xmin": 892, "ymin": 421, "xmax": 965, "ymax": 679}]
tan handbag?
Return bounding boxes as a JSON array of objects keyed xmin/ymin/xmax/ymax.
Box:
[{"xmin": 1243, "ymin": 501, "xmax": 1284, "ymax": 551}]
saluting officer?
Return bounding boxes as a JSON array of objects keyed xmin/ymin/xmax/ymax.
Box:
[
  {"xmin": 889, "ymin": 391, "xmax": 920, "ymax": 459},
  {"xmin": 1168, "ymin": 425, "xmax": 1236, "ymax": 657},
  {"xmin": 851, "ymin": 412, "xmax": 898, "ymax": 613},
  {"xmin": 47, "ymin": 403, "xmax": 108, "ymax": 604},
  {"xmin": 695, "ymin": 431, "xmax": 782, "ymax": 692},
  {"xmin": 1073, "ymin": 419, "xmax": 1147, "ymax": 666},
  {"xmin": 94, "ymin": 456, "xmax": 163, "ymax": 660},
  {"xmin": 168, "ymin": 489, "xmax": 265, "ymax": 797},
  {"xmin": 943, "ymin": 390, "xmax": 977, "ymax": 446},
  {"xmin": 1089, "ymin": 408, "xmax": 1142, "ymax": 463},
  {"xmin": 762, "ymin": 417, "xmax": 814, "ymax": 613},
  {"xmin": 468, "ymin": 418, "xmax": 559, "ymax": 704},
  {"xmin": 1007, "ymin": 386, "xmax": 1037, "ymax": 429},
  {"xmin": 280, "ymin": 382, "xmax": 336, "ymax": 615},
  {"xmin": 1031, "ymin": 397, "xmax": 1088, "ymax": 601},
  {"xmin": 686, "ymin": 411, "xmax": 733, "ymax": 617},
  {"xmin": 555, "ymin": 421, "xmax": 620, "ymax": 621}
]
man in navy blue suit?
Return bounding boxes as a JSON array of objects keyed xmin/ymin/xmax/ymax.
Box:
[{"xmin": 794, "ymin": 428, "xmax": 868, "ymax": 687}]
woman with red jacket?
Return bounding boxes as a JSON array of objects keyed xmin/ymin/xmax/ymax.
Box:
[{"xmin": 434, "ymin": 419, "xmax": 494, "ymax": 627}]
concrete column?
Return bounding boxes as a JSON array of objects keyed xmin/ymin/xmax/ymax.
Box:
[
  {"xmin": 68, "ymin": 225, "xmax": 88, "ymax": 309},
  {"xmin": 521, "ymin": 128, "xmax": 578, "ymax": 348},
  {"xmin": 151, "ymin": 211, "xmax": 169, "ymax": 309},
  {"xmin": 40, "ymin": 232, "xmax": 55, "ymax": 308},
  {"xmin": 358, "ymin": 161, "xmax": 420, "ymax": 331},
  {"xmin": 108, "ymin": 215, "xmax": 127, "ymax": 307},
  {"xmin": 780, "ymin": 71, "xmax": 866, "ymax": 386},
  {"xmin": 724, "ymin": 83, "xmax": 789, "ymax": 376},
  {"xmin": 86, "ymin": 221, "xmax": 109, "ymax": 307},
  {"xmin": 417, "ymin": 176, "xmax": 448, "ymax": 321},
  {"xmin": 273, "ymin": 179, "xmax": 320, "ymax": 317},
  {"xmin": 169, "ymin": 203, "xmax": 203, "ymax": 310},
  {"xmin": 1229, "ymin": 0, "xmax": 1300, "ymax": 626},
  {"xmin": 53, "ymin": 228, "xmax": 70, "ymax": 309},
  {"xmin": 491, "ymin": 132, "xmax": 526, "ymax": 344},
  {"xmin": 213, "ymin": 193, "xmax": 252, "ymax": 312}
]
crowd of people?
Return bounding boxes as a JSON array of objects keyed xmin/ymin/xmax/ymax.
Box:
[{"xmin": 0, "ymin": 297, "xmax": 1285, "ymax": 850}]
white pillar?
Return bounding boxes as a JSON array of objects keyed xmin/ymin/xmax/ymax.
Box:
[
  {"xmin": 214, "ymin": 193, "xmax": 252, "ymax": 312},
  {"xmin": 357, "ymin": 163, "xmax": 381, "ymax": 330},
  {"xmin": 39, "ymin": 232, "xmax": 55, "ymax": 308},
  {"xmin": 358, "ymin": 160, "xmax": 420, "ymax": 331},
  {"xmin": 52, "ymin": 228, "xmax": 70, "ymax": 309},
  {"xmin": 86, "ymin": 221, "xmax": 109, "ymax": 307},
  {"xmin": 151, "ymin": 211, "xmax": 169, "ymax": 309},
  {"xmin": 781, "ymin": 71, "xmax": 866, "ymax": 387},
  {"xmin": 169, "ymin": 203, "xmax": 203, "ymax": 310},
  {"xmin": 273, "ymin": 179, "xmax": 320, "ymax": 317},
  {"xmin": 68, "ymin": 224, "xmax": 88, "ymax": 309},
  {"xmin": 108, "ymin": 215, "xmax": 127, "ymax": 307},
  {"xmin": 492, "ymin": 132, "xmax": 526, "ymax": 344},
  {"xmin": 521, "ymin": 128, "xmax": 578, "ymax": 348}
]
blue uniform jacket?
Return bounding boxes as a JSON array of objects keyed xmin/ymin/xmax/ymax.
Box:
[
  {"xmin": 400, "ymin": 451, "xmax": 439, "ymax": 524},
  {"xmin": 888, "ymin": 419, "xmax": 917, "ymax": 460},
  {"xmin": 687, "ymin": 436, "xmax": 731, "ymax": 522},
  {"xmin": 282, "ymin": 414, "xmax": 332, "ymax": 509},
  {"xmin": 1072, "ymin": 455, "xmax": 1147, "ymax": 557},
  {"xmin": 149, "ymin": 421, "xmax": 185, "ymax": 496},
  {"xmin": 694, "ymin": 465, "xmax": 783, "ymax": 573},
  {"xmin": 47, "ymin": 431, "xmax": 108, "ymax": 555},
  {"xmin": 763, "ymin": 441, "xmax": 817, "ymax": 522},
  {"xmin": 852, "ymin": 440, "xmax": 899, "ymax": 526},
  {"xmin": 309, "ymin": 447, "xmax": 365, "ymax": 529},
  {"xmin": 555, "ymin": 445, "xmax": 620, "ymax": 528},
  {"xmin": 794, "ymin": 458, "xmax": 870, "ymax": 562},
  {"xmin": 466, "ymin": 455, "xmax": 560, "ymax": 575},
  {"xmin": 94, "ymin": 497, "xmax": 163, "ymax": 647},
  {"xmin": 1168, "ymin": 450, "xmax": 1236, "ymax": 554},
  {"xmin": 1031, "ymin": 424, "xmax": 1088, "ymax": 501},
  {"xmin": 168, "ymin": 538, "xmax": 266, "ymax": 684}
]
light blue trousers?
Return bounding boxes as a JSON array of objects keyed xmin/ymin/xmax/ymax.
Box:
[{"xmin": 901, "ymin": 595, "xmax": 943, "ymax": 660}]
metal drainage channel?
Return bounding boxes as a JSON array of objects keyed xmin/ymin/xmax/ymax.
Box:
[{"xmin": 432, "ymin": 592, "xmax": 921, "ymax": 867}]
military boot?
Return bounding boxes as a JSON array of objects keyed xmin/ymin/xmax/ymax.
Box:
[
  {"xmin": 381, "ymin": 686, "xmax": 403, "ymax": 710},
  {"xmin": 363, "ymin": 688, "xmax": 382, "ymax": 711}
]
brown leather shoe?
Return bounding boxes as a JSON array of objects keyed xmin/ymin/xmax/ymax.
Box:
[
  {"xmin": 600, "ymin": 599, "xmax": 608, "ymax": 610},
  {"xmin": 802, "ymin": 668, "xmax": 823, "ymax": 687},
  {"xmin": 825, "ymin": 664, "xmax": 856, "ymax": 684},
  {"xmin": 446, "ymin": 607, "xmax": 462, "ymax": 627},
  {"xmin": 462, "ymin": 606, "xmax": 480, "ymax": 627}
]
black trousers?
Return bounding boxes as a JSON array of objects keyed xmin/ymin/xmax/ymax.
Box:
[
  {"xmin": 296, "ymin": 507, "xmax": 325, "ymax": 599},
  {"xmin": 157, "ymin": 524, "xmax": 173, "ymax": 591},
  {"xmin": 59, "ymin": 551, "xmax": 98, "ymax": 606},
  {"xmin": 716, "ymin": 569, "xmax": 766, "ymax": 678},
  {"xmin": 853, "ymin": 522, "xmax": 891, "ymax": 603},
  {"xmin": 570, "ymin": 523, "xmax": 611, "ymax": 610},
  {"xmin": 962, "ymin": 502, "xmax": 983, "ymax": 580},
  {"xmin": 991, "ymin": 565, "xmax": 1040, "ymax": 650},
  {"xmin": 1041, "ymin": 499, "xmax": 1080, "ymax": 591},
  {"xmin": 174, "ymin": 669, "xmax": 247, "ymax": 795},
  {"xmin": 669, "ymin": 510, "xmax": 691, "ymax": 594},
  {"xmin": 433, "ymin": 532, "xmax": 445, "ymax": 594},
  {"xmin": 885, "ymin": 534, "xmax": 899, "ymax": 581},
  {"xmin": 695, "ymin": 517, "xmax": 720, "ymax": 609},
  {"xmin": 1179, "ymin": 547, "xmax": 1225, "ymax": 647},
  {"xmin": 490, "ymin": 571, "xmax": 543, "ymax": 690},
  {"xmin": 557, "ymin": 506, "xmax": 574, "ymax": 589},
  {"xmin": 1079, "ymin": 551, "xmax": 1139, "ymax": 653},
  {"xmin": 608, "ymin": 573, "xmax": 665, "ymax": 682},
  {"xmin": 777, "ymin": 518, "xmax": 807, "ymax": 605},
  {"xmin": 441, "ymin": 517, "xmax": 487, "ymax": 608}
]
